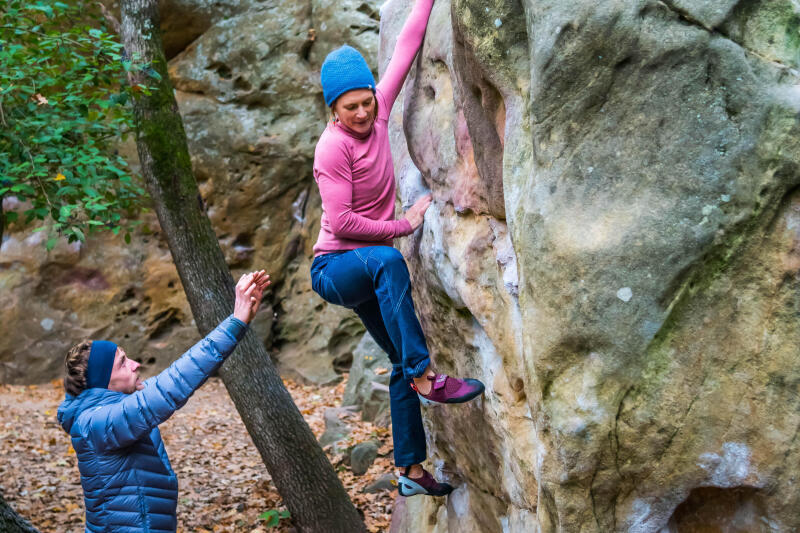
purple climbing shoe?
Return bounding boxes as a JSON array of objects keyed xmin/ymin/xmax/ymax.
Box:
[
  {"xmin": 410, "ymin": 373, "xmax": 485, "ymax": 405},
  {"xmin": 398, "ymin": 467, "xmax": 454, "ymax": 497}
]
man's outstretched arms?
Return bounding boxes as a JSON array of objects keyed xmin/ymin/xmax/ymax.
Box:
[{"xmin": 86, "ymin": 271, "xmax": 270, "ymax": 451}]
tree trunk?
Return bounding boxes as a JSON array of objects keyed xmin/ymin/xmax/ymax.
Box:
[
  {"xmin": 0, "ymin": 493, "xmax": 39, "ymax": 533},
  {"xmin": 118, "ymin": 2, "xmax": 365, "ymax": 532}
]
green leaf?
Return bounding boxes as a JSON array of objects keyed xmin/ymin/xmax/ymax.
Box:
[
  {"xmin": 124, "ymin": 232, "xmax": 131, "ymax": 244},
  {"xmin": 144, "ymin": 66, "xmax": 162, "ymax": 81},
  {"xmin": 111, "ymin": 92, "xmax": 129, "ymax": 106},
  {"xmin": 30, "ymin": 4, "xmax": 55, "ymax": 19},
  {"xmin": 46, "ymin": 237, "xmax": 57, "ymax": 251},
  {"xmin": 55, "ymin": 186, "xmax": 78, "ymax": 197},
  {"xmin": 258, "ymin": 509, "xmax": 290, "ymax": 528},
  {"xmin": 11, "ymin": 184, "xmax": 36, "ymax": 195},
  {"xmin": 259, "ymin": 510, "xmax": 279, "ymax": 527},
  {"xmin": 59, "ymin": 205, "xmax": 74, "ymax": 219}
]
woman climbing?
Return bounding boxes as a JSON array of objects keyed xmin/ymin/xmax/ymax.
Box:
[{"xmin": 310, "ymin": 0, "xmax": 485, "ymax": 497}]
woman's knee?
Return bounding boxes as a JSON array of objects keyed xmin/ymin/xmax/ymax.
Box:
[{"xmin": 370, "ymin": 246, "xmax": 406, "ymax": 269}]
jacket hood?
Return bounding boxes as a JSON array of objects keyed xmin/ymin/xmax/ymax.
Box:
[{"xmin": 57, "ymin": 388, "xmax": 123, "ymax": 434}]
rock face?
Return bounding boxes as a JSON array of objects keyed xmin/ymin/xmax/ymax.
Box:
[
  {"xmin": 342, "ymin": 333, "xmax": 392, "ymax": 424},
  {"xmin": 381, "ymin": 0, "xmax": 800, "ymax": 531},
  {"xmin": 0, "ymin": 210, "xmax": 208, "ymax": 384},
  {"xmin": 0, "ymin": 0, "xmax": 383, "ymax": 385}
]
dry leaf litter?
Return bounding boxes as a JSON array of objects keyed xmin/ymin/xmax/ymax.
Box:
[{"xmin": 0, "ymin": 377, "xmax": 396, "ymax": 532}]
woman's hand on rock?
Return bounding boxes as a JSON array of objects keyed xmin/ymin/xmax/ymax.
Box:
[
  {"xmin": 233, "ymin": 270, "xmax": 271, "ymax": 324},
  {"xmin": 404, "ymin": 194, "xmax": 432, "ymax": 231}
]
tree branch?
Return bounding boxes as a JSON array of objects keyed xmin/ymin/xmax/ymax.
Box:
[
  {"xmin": 0, "ymin": 95, "xmax": 7, "ymax": 127},
  {"xmin": 97, "ymin": 2, "xmax": 121, "ymax": 34},
  {"xmin": 0, "ymin": 26, "xmax": 89, "ymax": 49}
]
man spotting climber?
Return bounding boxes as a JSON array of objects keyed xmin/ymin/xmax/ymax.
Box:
[{"xmin": 57, "ymin": 270, "xmax": 270, "ymax": 532}]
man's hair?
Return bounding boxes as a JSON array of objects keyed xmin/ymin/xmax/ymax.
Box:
[{"xmin": 64, "ymin": 340, "xmax": 92, "ymax": 396}]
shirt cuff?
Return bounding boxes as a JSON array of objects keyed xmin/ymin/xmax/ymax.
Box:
[
  {"xmin": 225, "ymin": 316, "xmax": 249, "ymax": 342},
  {"xmin": 397, "ymin": 218, "xmax": 413, "ymax": 237}
]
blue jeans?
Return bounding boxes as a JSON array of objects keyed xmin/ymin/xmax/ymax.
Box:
[{"xmin": 311, "ymin": 246, "xmax": 429, "ymax": 467}]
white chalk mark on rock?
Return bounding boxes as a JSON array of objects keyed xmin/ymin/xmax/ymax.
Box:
[
  {"xmin": 617, "ymin": 287, "xmax": 633, "ymax": 302},
  {"xmin": 697, "ymin": 442, "xmax": 751, "ymax": 487}
]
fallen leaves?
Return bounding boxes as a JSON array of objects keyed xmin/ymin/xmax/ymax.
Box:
[
  {"xmin": 0, "ymin": 376, "xmax": 396, "ymax": 532},
  {"xmin": 0, "ymin": 384, "xmax": 83, "ymax": 530}
]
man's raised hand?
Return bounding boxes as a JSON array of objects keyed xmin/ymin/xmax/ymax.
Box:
[
  {"xmin": 233, "ymin": 270, "xmax": 271, "ymax": 324},
  {"xmin": 251, "ymin": 271, "xmax": 271, "ymax": 312}
]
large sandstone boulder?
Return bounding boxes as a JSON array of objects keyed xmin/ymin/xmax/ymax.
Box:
[{"xmin": 383, "ymin": 0, "xmax": 800, "ymax": 531}]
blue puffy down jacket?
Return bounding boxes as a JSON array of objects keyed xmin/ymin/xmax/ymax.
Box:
[{"xmin": 57, "ymin": 316, "xmax": 247, "ymax": 533}]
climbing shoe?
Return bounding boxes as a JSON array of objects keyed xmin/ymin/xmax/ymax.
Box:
[
  {"xmin": 410, "ymin": 373, "xmax": 485, "ymax": 405},
  {"xmin": 398, "ymin": 467, "xmax": 454, "ymax": 497}
]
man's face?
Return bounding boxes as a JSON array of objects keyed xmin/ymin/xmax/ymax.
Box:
[{"xmin": 107, "ymin": 347, "xmax": 143, "ymax": 394}]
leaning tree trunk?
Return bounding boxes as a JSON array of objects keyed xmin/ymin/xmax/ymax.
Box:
[
  {"xmin": 0, "ymin": 493, "xmax": 39, "ymax": 533},
  {"xmin": 118, "ymin": 2, "xmax": 365, "ymax": 532}
]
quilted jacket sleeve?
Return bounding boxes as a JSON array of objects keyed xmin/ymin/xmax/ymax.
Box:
[{"xmin": 85, "ymin": 316, "xmax": 247, "ymax": 452}]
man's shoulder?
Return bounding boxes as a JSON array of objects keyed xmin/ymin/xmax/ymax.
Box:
[
  {"xmin": 81, "ymin": 387, "xmax": 125, "ymax": 403},
  {"xmin": 71, "ymin": 390, "xmax": 124, "ymax": 423}
]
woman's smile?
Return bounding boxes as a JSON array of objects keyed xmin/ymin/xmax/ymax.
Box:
[{"xmin": 333, "ymin": 88, "xmax": 376, "ymax": 132}]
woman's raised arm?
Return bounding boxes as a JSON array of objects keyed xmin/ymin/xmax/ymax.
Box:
[{"xmin": 376, "ymin": 0, "xmax": 435, "ymax": 111}]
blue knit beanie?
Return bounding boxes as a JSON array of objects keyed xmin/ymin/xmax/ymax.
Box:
[
  {"xmin": 86, "ymin": 340, "xmax": 117, "ymax": 389},
  {"xmin": 321, "ymin": 45, "xmax": 376, "ymax": 107}
]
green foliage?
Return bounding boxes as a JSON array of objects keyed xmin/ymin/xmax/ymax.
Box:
[
  {"xmin": 258, "ymin": 509, "xmax": 291, "ymax": 528},
  {"xmin": 0, "ymin": 0, "xmax": 148, "ymax": 248}
]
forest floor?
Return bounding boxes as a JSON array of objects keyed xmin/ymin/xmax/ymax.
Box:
[{"xmin": 0, "ymin": 377, "xmax": 396, "ymax": 532}]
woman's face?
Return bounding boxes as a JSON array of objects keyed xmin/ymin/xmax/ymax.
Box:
[{"xmin": 333, "ymin": 89, "xmax": 376, "ymax": 134}]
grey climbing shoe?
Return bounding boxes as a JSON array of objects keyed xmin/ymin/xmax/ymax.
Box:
[{"xmin": 398, "ymin": 467, "xmax": 454, "ymax": 497}]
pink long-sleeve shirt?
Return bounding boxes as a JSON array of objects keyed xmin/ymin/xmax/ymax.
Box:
[{"xmin": 312, "ymin": 0, "xmax": 434, "ymax": 256}]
